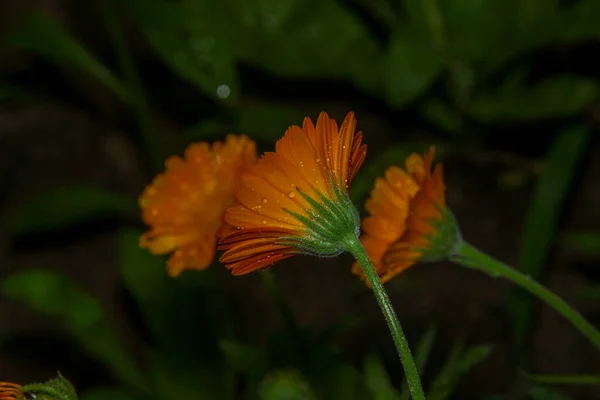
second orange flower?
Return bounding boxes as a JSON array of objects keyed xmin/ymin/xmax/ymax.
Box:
[{"xmin": 353, "ymin": 146, "xmax": 460, "ymax": 284}]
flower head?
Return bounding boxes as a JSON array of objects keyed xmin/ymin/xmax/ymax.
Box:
[
  {"xmin": 139, "ymin": 135, "xmax": 257, "ymax": 277},
  {"xmin": 219, "ymin": 112, "xmax": 367, "ymax": 275},
  {"xmin": 0, "ymin": 382, "xmax": 23, "ymax": 400},
  {"xmin": 352, "ymin": 146, "xmax": 461, "ymax": 284}
]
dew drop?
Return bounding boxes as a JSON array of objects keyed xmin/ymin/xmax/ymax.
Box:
[
  {"xmin": 262, "ymin": 219, "xmax": 267, "ymax": 224},
  {"xmin": 216, "ymin": 84, "xmax": 230, "ymax": 99},
  {"xmin": 315, "ymin": 157, "xmax": 321, "ymax": 163},
  {"xmin": 262, "ymin": 198, "xmax": 268, "ymax": 204},
  {"xmin": 288, "ymin": 191, "xmax": 296, "ymax": 198}
]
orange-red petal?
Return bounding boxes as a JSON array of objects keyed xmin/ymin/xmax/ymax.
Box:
[{"xmin": 0, "ymin": 382, "xmax": 23, "ymax": 399}]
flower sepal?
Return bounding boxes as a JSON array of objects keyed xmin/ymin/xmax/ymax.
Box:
[
  {"xmin": 278, "ymin": 178, "xmax": 361, "ymax": 258},
  {"xmin": 416, "ymin": 204, "xmax": 462, "ymax": 262}
]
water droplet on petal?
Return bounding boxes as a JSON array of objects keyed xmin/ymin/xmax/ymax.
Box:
[
  {"xmin": 262, "ymin": 219, "xmax": 267, "ymax": 224},
  {"xmin": 288, "ymin": 191, "xmax": 296, "ymax": 198},
  {"xmin": 262, "ymin": 198, "xmax": 268, "ymax": 204},
  {"xmin": 315, "ymin": 158, "xmax": 321, "ymax": 163}
]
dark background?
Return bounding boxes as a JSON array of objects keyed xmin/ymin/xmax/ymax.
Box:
[{"xmin": 1, "ymin": 0, "xmax": 600, "ymax": 399}]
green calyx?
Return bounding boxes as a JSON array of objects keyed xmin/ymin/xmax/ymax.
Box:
[
  {"xmin": 21, "ymin": 372, "xmax": 78, "ymax": 400},
  {"xmin": 416, "ymin": 204, "xmax": 463, "ymax": 263},
  {"xmin": 279, "ymin": 177, "xmax": 360, "ymax": 257}
]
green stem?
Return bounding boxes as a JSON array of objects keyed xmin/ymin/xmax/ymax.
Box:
[
  {"xmin": 97, "ymin": 0, "xmax": 164, "ymax": 172},
  {"xmin": 345, "ymin": 237, "xmax": 426, "ymax": 400},
  {"xmin": 451, "ymin": 241, "xmax": 600, "ymax": 352}
]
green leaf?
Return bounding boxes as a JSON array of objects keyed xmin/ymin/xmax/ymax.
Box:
[
  {"xmin": 524, "ymin": 372, "xmax": 600, "ymax": 385},
  {"xmin": 0, "ymin": 82, "xmax": 41, "ymax": 104},
  {"xmin": 219, "ymin": 340, "xmax": 268, "ymax": 376},
  {"xmin": 229, "ymin": 0, "xmax": 384, "ymax": 95},
  {"xmin": 2, "ymin": 270, "xmax": 146, "ymax": 391},
  {"xmin": 385, "ymin": 23, "xmax": 444, "ymax": 107},
  {"xmin": 118, "ymin": 0, "xmax": 238, "ymax": 103},
  {"xmin": 427, "ymin": 343, "xmax": 493, "ymax": 400},
  {"xmin": 419, "ymin": 99, "xmax": 462, "ymax": 135},
  {"xmin": 561, "ymin": 0, "xmax": 600, "ymax": 40},
  {"xmin": 117, "ymin": 228, "xmax": 234, "ymax": 400},
  {"xmin": 561, "ymin": 230, "xmax": 600, "ymax": 256},
  {"xmin": 439, "ymin": 0, "xmax": 558, "ymax": 74},
  {"xmin": 235, "ymin": 104, "xmax": 307, "ymax": 143},
  {"xmin": 399, "ymin": 325, "xmax": 437, "ymax": 400},
  {"xmin": 466, "ymin": 75, "xmax": 598, "ymax": 122},
  {"xmin": 6, "ymin": 12, "xmax": 126, "ymax": 98},
  {"xmin": 9, "ymin": 186, "xmax": 137, "ymax": 235},
  {"xmin": 510, "ymin": 126, "xmax": 590, "ymax": 356},
  {"xmin": 364, "ymin": 354, "xmax": 401, "ymax": 400},
  {"xmin": 528, "ymin": 384, "xmax": 571, "ymax": 400},
  {"xmin": 328, "ymin": 363, "xmax": 370, "ymax": 400},
  {"xmin": 259, "ymin": 369, "xmax": 318, "ymax": 400},
  {"xmin": 80, "ymin": 387, "xmax": 133, "ymax": 400}
]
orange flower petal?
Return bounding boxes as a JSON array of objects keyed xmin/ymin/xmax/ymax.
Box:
[
  {"xmin": 355, "ymin": 146, "xmax": 447, "ymax": 284},
  {"xmin": 219, "ymin": 112, "xmax": 366, "ymax": 275},
  {"xmin": 139, "ymin": 135, "xmax": 257, "ymax": 276}
]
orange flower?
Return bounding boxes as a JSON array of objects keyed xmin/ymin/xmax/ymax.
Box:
[
  {"xmin": 219, "ymin": 112, "xmax": 367, "ymax": 275},
  {"xmin": 353, "ymin": 146, "xmax": 458, "ymax": 284},
  {"xmin": 139, "ymin": 135, "xmax": 257, "ymax": 277},
  {"xmin": 0, "ymin": 382, "xmax": 23, "ymax": 399}
]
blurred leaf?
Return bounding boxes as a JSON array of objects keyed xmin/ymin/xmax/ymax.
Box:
[
  {"xmin": 181, "ymin": 119, "xmax": 232, "ymax": 144},
  {"xmin": 385, "ymin": 23, "xmax": 444, "ymax": 107},
  {"xmin": 528, "ymin": 384, "xmax": 571, "ymax": 400},
  {"xmin": 0, "ymin": 82, "xmax": 41, "ymax": 105},
  {"xmin": 148, "ymin": 351, "xmax": 230, "ymax": 400},
  {"xmin": 419, "ymin": 99, "xmax": 461, "ymax": 134},
  {"xmin": 219, "ymin": 340, "xmax": 268, "ymax": 376},
  {"xmin": 2, "ymin": 270, "xmax": 146, "ymax": 391},
  {"xmin": 427, "ymin": 343, "xmax": 493, "ymax": 400},
  {"xmin": 467, "ymin": 75, "xmax": 598, "ymax": 122},
  {"xmin": 118, "ymin": 228, "xmax": 233, "ymax": 398},
  {"xmin": 6, "ymin": 12, "xmax": 126, "ymax": 98},
  {"xmin": 118, "ymin": 0, "xmax": 238, "ymax": 103},
  {"xmin": 229, "ymin": 0, "xmax": 384, "ymax": 95},
  {"xmin": 399, "ymin": 325, "xmax": 437, "ymax": 400},
  {"xmin": 118, "ymin": 228, "xmax": 231, "ymax": 345},
  {"xmin": 561, "ymin": 0, "xmax": 600, "ymax": 40},
  {"xmin": 510, "ymin": 126, "xmax": 590, "ymax": 356},
  {"xmin": 524, "ymin": 372, "xmax": 600, "ymax": 385},
  {"xmin": 80, "ymin": 387, "xmax": 133, "ymax": 400},
  {"xmin": 364, "ymin": 354, "xmax": 401, "ymax": 400},
  {"xmin": 328, "ymin": 363, "xmax": 370, "ymax": 400},
  {"xmin": 561, "ymin": 230, "xmax": 600, "ymax": 256},
  {"xmin": 9, "ymin": 186, "xmax": 137, "ymax": 236},
  {"xmin": 259, "ymin": 369, "xmax": 317, "ymax": 400},
  {"xmin": 439, "ymin": 1, "xmax": 559, "ymax": 74},
  {"xmin": 235, "ymin": 104, "xmax": 307, "ymax": 143}
]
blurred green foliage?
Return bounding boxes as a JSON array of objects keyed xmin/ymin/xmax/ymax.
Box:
[{"xmin": 2, "ymin": 0, "xmax": 600, "ymax": 398}]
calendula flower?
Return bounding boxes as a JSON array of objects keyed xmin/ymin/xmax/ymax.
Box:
[
  {"xmin": 218, "ymin": 112, "xmax": 367, "ymax": 275},
  {"xmin": 0, "ymin": 382, "xmax": 23, "ymax": 400},
  {"xmin": 352, "ymin": 146, "xmax": 461, "ymax": 284},
  {"xmin": 139, "ymin": 135, "xmax": 257, "ymax": 277}
]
